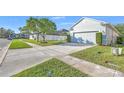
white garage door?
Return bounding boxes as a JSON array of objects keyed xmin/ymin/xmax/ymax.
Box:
[{"xmin": 73, "ymin": 32, "xmax": 96, "ymax": 44}]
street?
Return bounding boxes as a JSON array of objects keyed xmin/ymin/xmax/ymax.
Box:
[
  {"xmin": 0, "ymin": 38, "xmax": 11, "ymax": 49},
  {"xmin": 0, "ymin": 38, "xmax": 11, "ymax": 63}
]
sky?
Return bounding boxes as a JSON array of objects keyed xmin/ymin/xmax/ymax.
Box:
[{"xmin": 0, "ymin": 16, "xmax": 124, "ymax": 33}]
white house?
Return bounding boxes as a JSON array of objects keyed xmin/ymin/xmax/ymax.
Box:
[{"xmin": 70, "ymin": 17, "xmax": 120, "ymax": 45}]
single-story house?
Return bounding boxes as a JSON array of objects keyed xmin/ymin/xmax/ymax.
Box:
[{"xmin": 70, "ymin": 17, "xmax": 120, "ymax": 45}]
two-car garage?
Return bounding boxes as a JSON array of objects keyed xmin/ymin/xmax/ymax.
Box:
[{"xmin": 72, "ymin": 31, "xmax": 97, "ymax": 44}]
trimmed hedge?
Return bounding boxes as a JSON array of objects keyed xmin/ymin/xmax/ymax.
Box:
[
  {"xmin": 96, "ymin": 32, "xmax": 102, "ymax": 45},
  {"xmin": 67, "ymin": 35, "xmax": 71, "ymax": 42},
  {"xmin": 117, "ymin": 37, "xmax": 123, "ymax": 44}
]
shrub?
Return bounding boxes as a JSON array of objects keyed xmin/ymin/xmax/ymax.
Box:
[
  {"xmin": 117, "ymin": 37, "xmax": 123, "ymax": 44},
  {"xmin": 67, "ymin": 35, "xmax": 71, "ymax": 42},
  {"xmin": 96, "ymin": 32, "xmax": 102, "ymax": 45}
]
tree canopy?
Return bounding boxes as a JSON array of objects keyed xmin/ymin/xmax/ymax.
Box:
[
  {"xmin": 114, "ymin": 24, "xmax": 124, "ymax": 35},
  {"xmin": 20, "ymin": 17, "xmax": 57, "ymax": 42},
  {"xmin": 19, "ymin": 26, "xmax": 30, "ymax": 34},
  {"xmin": 0, "ymin": 27, "xmax": 15, "ymax": 38}
]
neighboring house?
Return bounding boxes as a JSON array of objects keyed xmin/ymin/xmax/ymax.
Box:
[
  {"xmin": 20, "ymin": 34, "xmax": 30, "ymax": 39},
  {"xmin": 55, "ymin": 29, "xmax": 69, "ymax": 35},
  {"xmin": 48, "ymin": 29, "xmax": 69, "ymax": 36},
  {"xmin": 70, "ymin": 17, "xmax": 120, "ymax": 45}
]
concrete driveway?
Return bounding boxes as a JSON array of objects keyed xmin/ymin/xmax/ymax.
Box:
[{"xmin": 0, "ymin": 43, "xmax": 93, "ymax": 76}]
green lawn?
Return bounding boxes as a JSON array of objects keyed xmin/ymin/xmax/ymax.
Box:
[
  {"xmin": 71, "ymin": 46, "xmax": 124, "ymax": 72},
  {"xmin": 9, "ymin": 39, "xmax": 32, "ymax": 49},
  {"xmin": 22, "ymin": 39, "xmax": 66, "ymax": 46},
  {"xmin": 13, "ymin": 58, "xmax": 88, "ymax": 77}
]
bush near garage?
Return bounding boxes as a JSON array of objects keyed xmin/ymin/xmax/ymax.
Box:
[
  {"xmin": 117, "ymin": 36, "xmax": 124, "ymax": 44},
  {"xmin": 96, "ymin": 32, "xmax": 102, "ymax": 45},
  {"xmin": 67, "ymin": 35, "xmax": 71, "ymax": 42}
]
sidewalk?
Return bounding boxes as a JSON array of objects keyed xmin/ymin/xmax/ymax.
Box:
[{"xmin": 56, "ymin": 55, "xmax": 124, "ymax": 77}]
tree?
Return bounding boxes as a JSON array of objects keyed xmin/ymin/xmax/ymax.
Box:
[
  {"xmin": 0, "ymin": 27, "xmax": 15, "ymax": 38},
  {"xmin": 24, "ymin": 17, "xmax": 57, "ymax": 42},
  {"xmin": 38, "ymin": 18, "xmax": 56, "ymax": 42},
  {"xmin": 114, "ymin": 24, "xmax": 124, "ymax": 35},
  {"xmin": 0, "ymin": 27, "xmax": 6, "ymax": 38},
  {"xmin": 19, "ymin": 26, "xmax": 30, "ymax": 33},
  {"xmin": 25, "ymin": 17, "xmax": 41, "ymax": 41},
  {"xmin": 19, "ymin": 26, "xmax": 31, "ymax": 39},
  {"xmin": 7, "ymin": 29, "xmax": 15, "ymax": 38}
]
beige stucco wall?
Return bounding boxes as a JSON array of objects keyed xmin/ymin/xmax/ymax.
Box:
[{"xmin": 106, "ymin": 25, "xmax": 118, "ymax": 45}]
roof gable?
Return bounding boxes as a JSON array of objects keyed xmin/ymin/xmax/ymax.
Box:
[
  {"xmin": 70, "ymin": 17, "xmax": 120, "ymax": 35},
  {"xmin": 70, "ymin": 17, "xmax": 107, "ymax": 30}
]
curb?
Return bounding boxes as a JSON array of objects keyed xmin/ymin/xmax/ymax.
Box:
[{"xmin": 0, "ymin": 41, "xmax": 12, "ymax": 66}]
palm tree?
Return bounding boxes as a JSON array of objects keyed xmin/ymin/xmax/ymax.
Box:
[
  {"xmin": 25, "ymin": 17, "xmax": 40, "ymax": 41},
  {"xmin": 19, "ymin": 26, "xmax": 31, "ymax": 39}
]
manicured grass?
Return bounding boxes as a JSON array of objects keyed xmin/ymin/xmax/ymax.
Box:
[
  {"xmin": 22, "ymin": 39, "xmax": 66, "ymax": 46},
  {"xmin": 9, "ymin": 39, "xmax": 32, "ymax": 49},
  {"xmin": 13, "ymin": 58, "xmax": 88, "ymax": 77},
  {"xmin": 71, "ymin": 46, "xmax": 124, "ymax": 72}
]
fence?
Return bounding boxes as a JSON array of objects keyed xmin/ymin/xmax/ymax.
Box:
[{"xmin": 30, "ymin": 34, "xmax": 67, "ymax": 41}]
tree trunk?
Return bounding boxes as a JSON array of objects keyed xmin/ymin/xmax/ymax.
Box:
[
  {"xmin": 42, "ymin": 33, "xmax": 47, "ymax": 43},
  {"xmin": 37, "ymin": 33, "xmax": 39, "ymax": 42}
]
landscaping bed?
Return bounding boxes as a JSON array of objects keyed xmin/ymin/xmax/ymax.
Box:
[
  {"xmin": 70, "ymin": 46, "xmax": 124, "ymax": 72},
  {"xmin": 22, "ymin": 39, "xmax": 66, "ymax": 46},
  {"xmin": 13, "ymin": 58, "xmax": 88, "ymax": 77},
  {"xmin": 9, "ymin": 39, "xmax": 32, "ymax": 49}
]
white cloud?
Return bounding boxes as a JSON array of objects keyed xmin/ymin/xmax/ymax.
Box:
[
  {"xmin": 51, "ymin": 16, "xmax": 65, "ymax": 20},
  {"xmin": 60, "ymin": 22, "xmax": 74, "ymax": 25}
]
